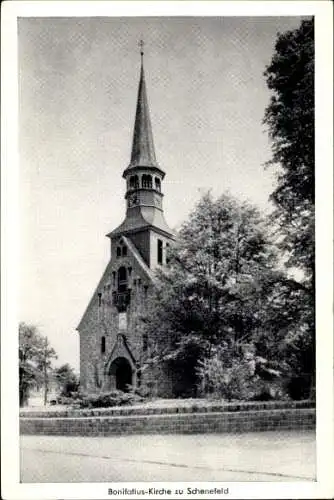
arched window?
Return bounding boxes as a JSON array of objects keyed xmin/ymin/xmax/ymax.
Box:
[
  {"xmin": 155, "ymin": 177, "xmax": 161, "ymax": 192},
  {"xmin": 142, "ymin": 174, "xmax": 152, "ymax": 189},
  {"xmin": 116, "ymin": 247, "xmax": 121, "ymax": 258},
  {"xmin": 118, "ymin": 266, "xmax": 127, "ymax": 293},
  {"xmin": 122, "ymin": 245, "xmax": 127, "ymax": 257},
  {"xmin": 129, "ymin": 175, "xmax": 139, "ymax": 189}
]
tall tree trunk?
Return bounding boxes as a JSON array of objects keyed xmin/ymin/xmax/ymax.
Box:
[{"xmin": 43, "ymin": 337, "xmax": 48, "ymax": 406}]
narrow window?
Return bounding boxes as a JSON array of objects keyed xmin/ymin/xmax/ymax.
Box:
[
  {"xmin": 166, "ymin": 242, "xmax": 170, "ymax": 264},
  {"xmin": 122, "ymin": 245, "xmax": 127, "ymax": 257},
  {"xmin": 117, "ymin": 266, "xmax": 127, "ymax": 293},
  {"xmin": 155, "ymin": 177, "xmax": 161, "ymax": 192},
  {"xmin": 98, "ymin": 292, "xmax": 102, "ymax": 307},
  {"xmin": 142, "ymin": 334, "xmax": 148, "ymax": 352},
  {"xmin": 157, "ymin": 239, "xmax": 163, "ymax": 265},
  {"xmin": 137, "ymin": 368, "xmax": 142, "ymax": 387},
  {"xmin": 144, "ymin": 285, "xmax": 148, "ymax": 298},
  {"xmin": 116, "ymin": 247, "xmax": 121, "ymax": 257},
  {"xmin": 101, "ymin": 336, "xmax": 106, "ymax": 354}
]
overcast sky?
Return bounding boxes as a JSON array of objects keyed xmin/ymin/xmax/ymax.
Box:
[{"xmin": 19, "ymin": 16, "xmax": 305, "ymax": 371}]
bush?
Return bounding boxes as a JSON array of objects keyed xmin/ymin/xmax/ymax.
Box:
[
  {"xmin": 197, "ymin": 345, "xmax": 288, "ymax": 401},
  {"xmin": 197, "ymin": 347, "xmax": 256, "ymax": 401},
  {"xmin": 76, "ymin": 390, "xmax": 143, "ymax": 409}
]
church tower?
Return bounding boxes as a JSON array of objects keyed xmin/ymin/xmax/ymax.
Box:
[
  {"xmin": 108, "ymin": 43, "xmax": 173, "ymax": 267},
  {"xmin": 77, "ymin": 45, "xmax": 174, "ymax": 394}
]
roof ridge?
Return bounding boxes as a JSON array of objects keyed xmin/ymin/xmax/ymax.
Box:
[{"xmin": 122, "ymin": 235, "xmax": 154, "ymax": 280}]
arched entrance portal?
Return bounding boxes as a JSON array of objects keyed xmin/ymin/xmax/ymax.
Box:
[{"xmin": 109, "ymin": 357, "xmax": 133, "ymax": 392}]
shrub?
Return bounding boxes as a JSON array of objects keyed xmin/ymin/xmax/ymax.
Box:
[
  {"xmin": 76, "ymin": 390, "xmax": 143, "ymax": 409},
  {"xmin": 197, "ymin": 348, "xmax": 256, "ymax": 401},
  {"xmin": 197, "ymin": 345, "xmax": 288, "ymax": 401}
]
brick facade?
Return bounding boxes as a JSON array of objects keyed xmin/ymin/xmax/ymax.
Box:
[{"xmin": 78, "ymin": 235, "xmax": 160, "ymax": 393}]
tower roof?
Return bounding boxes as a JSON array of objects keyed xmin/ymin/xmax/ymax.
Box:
[{"xmin": 123, "ymin": 46, "xmax": 163, "ymax": 177}]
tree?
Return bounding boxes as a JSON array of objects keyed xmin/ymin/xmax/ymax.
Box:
[
  {"xmin": 141, "ymin": 192, "xmax": 285, "ymax": 398},
  {"xmin": 19, "ymin": 322, "xmax": 57, "ymax": 406},
  {"xmin": 54, "ymin": 363, "xmax": 79, "ymax": 397},
  {"xmin": 263, "ymin": 19, "xmax": 315, "ymax": 396},
  {"xmin": 19, "ymin": 323, "xmax": 41, "ymax": 406},
  {"xmin": 263, "ymin": 18, "xmax": 314, "ymax": 282},
  {"xmin": 38, "ymin": 336, "xmax": 58, "ymax": 405}
]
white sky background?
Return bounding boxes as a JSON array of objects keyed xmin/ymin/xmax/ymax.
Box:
[{"xmin": 19, "ymin": 16, "xmax": 305, "ymax": 372}]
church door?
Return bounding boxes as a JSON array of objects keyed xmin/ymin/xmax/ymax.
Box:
[{"xmin": 109, "ymin": 357, "xmax": 133, "ymax": 392}]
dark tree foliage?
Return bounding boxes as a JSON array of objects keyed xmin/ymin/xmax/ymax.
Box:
[
  {"xmin": 264, "ymin": 18, "xmax": 314, "ymax": 282},
  {"xmin": 141, "ymin": 193, "xmax": 288, "ymax": 398},
  {"xmin": 54, "ymin": 363, "xmax": 79, "ymax": 397},
  {"xmin": 263, "ymin": 19, "xmax": 315, "ymax": 398}
]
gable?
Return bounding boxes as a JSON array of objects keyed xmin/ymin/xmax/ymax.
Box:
[{"xmin": 76, "ymin": 235, "xmax": 154, "ymax": 332}]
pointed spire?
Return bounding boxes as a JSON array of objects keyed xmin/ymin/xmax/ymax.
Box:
[{"xmin": 128, "ymin": 41, "xmax": 159, "ymax": 169}]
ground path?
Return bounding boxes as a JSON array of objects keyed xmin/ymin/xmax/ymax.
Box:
[{"xmin": 21, "ymin": 431, "xmax": 315, "ymax": 482}]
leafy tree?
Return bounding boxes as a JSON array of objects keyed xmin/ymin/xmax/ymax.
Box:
[
  {"xmin": 263, "ymin": 19, "xmax": 315, "ymax": 396},
  {"xmin": 19, "ymin": 323, "xmax": 41, "ymax": 406},
  {"xmin": 142, "ymin": 192, "xmax": 285, "ymax": 397},
  {"xmin": 263, "ymin": 19, "xmax": 314, "ymax": 281},
  {"xmin": 19, "ymin": 322, "xmax": 57, "ymax": 406},
  {"xmin": 54, "ymin": 363, "xmax": 79, "ymax": 397}
]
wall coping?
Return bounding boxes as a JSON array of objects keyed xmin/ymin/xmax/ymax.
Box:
[
  {"xmin": 19, "ymin": 399, "xmax": 315, "ymax": 419},
  {"xmin": 20, "ymin": 407, "xmax": 315, "ymax": 423}
]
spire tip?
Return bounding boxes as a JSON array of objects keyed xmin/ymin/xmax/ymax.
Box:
[{"xmin": 139, "ymin": 39, "xmax": 144, "ymax": 60}]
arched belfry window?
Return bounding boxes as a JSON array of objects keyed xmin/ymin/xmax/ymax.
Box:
[
  {"xmin": 130, "ymin": 175, "xmax": 139, "ymax": 190},
  {"xmin": 142, "ymin": 174, "xmax": 152, "ymax": 189},
  {"xmin": 118, "ymin": 266, "xmax": 128, "ymax": 293},
  {"xmin": 155, "ymin": 177, "xmax": 161, "ymax": 192}
]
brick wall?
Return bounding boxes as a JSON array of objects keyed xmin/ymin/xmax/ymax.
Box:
[
  {"xmin": 78, "ymin": 251, "xmax": 153, "ymax": 393},
  {"xmin": 20, "ymin": 406, "xmax": 315, "ymax": 436}
]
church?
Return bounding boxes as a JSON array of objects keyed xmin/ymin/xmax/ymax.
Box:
[{"xmin": 77, "ymin": 46, "xmax": 174, "ymax": 395}]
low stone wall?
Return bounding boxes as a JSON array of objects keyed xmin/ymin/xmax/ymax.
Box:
[
  {"xmin": 20, "ymin": 402, "xmax": 315, "ymax": 436},
  {"xmin": 19, "ymin": 399, "xmax": 314, "ymax": 419}
]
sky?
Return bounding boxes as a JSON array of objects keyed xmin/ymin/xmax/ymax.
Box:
[{"xmin": 18, "ymin": 16, "xmax": 305, "ymax": 372}]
